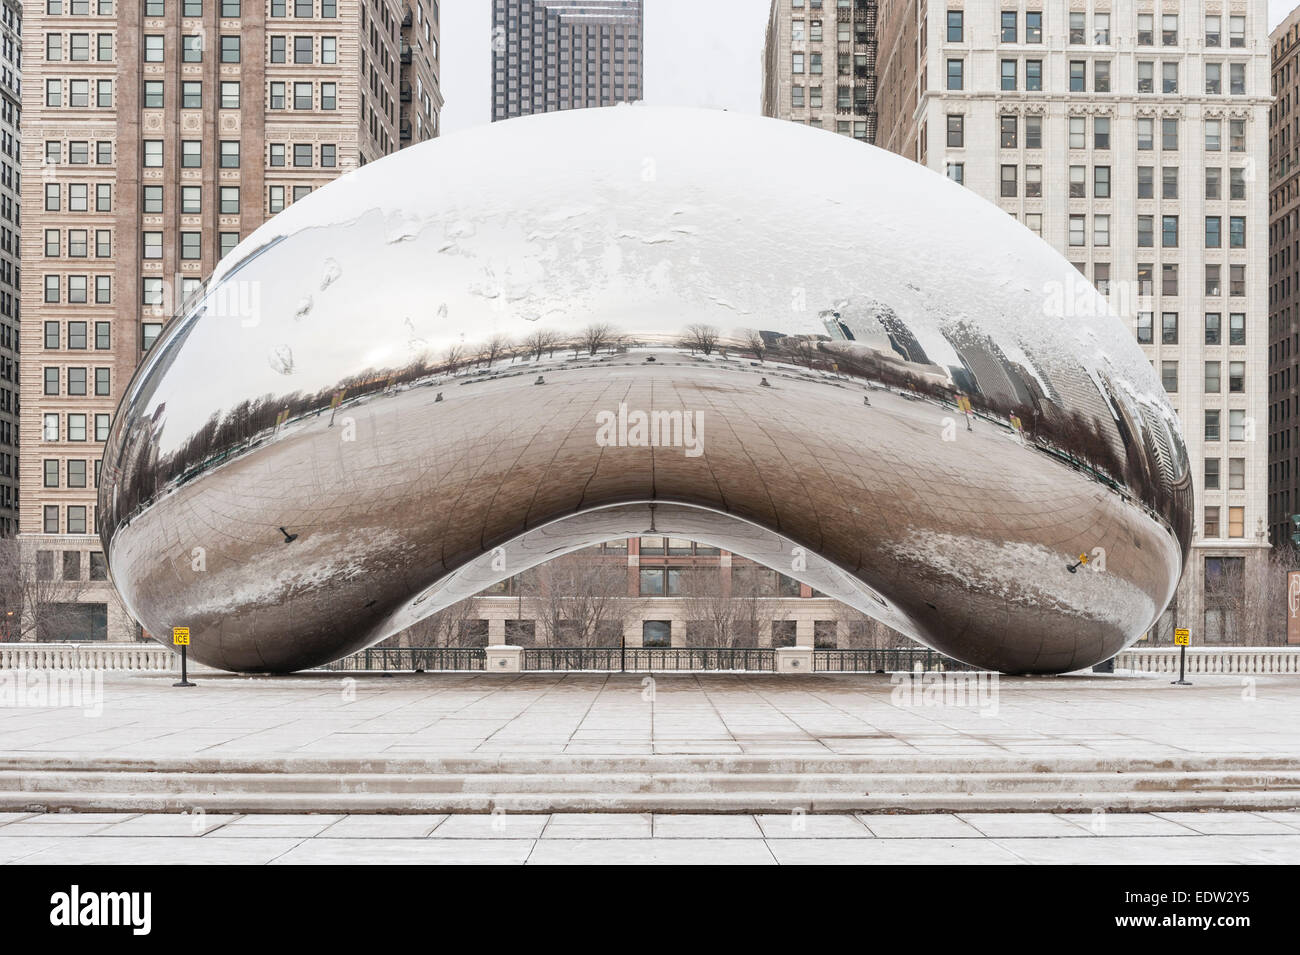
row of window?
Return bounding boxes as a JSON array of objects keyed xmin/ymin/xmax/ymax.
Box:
[
  {"xmin": 1137, "ymin": 313, "xmax": 1248, "ymax": 346},
  {"xmin": 42, "ymin": 458, "xmax": 100, "ymax": 490},
  {"xmin": 948, "ymin": 113, "xmax": 1250, "ymax": 154},
  {"xmin": 41, "ymin": 411, "xmax": 111, "ymax": 443},
  {"xmin": 42, "ymin": 367, "xmax": 111, "ymax": 397},
  {"xmin": 39, "ymin": 505, "xmax": 92, "ymax": 536},
  {"xmin": 43, "ymin": 229, "xmax": 113, "ymax": 258},
  {"xmin": 1159, "ymin": 360, "xmax": 1247, "ymax": 394},
  {"xmin": 1203, "ymin": 506, "xmax": 1247, "ymax": 539},
  {"xmin": 991, "ymin": 163, "xmax": 1250, "ymax": 204},
  {"xmin": 946, "ymin": 10, "xmax": 1247, "ymax": 50},
  {"xmin": 42, "ymin": 275, "xmax": 112, "ymax": 305},
  {"xmin": 1201, "ymin": 409, "xmax": 1255, "ymax": 442},
  {"xmin": 1095, "ymin": 264, "xmax": 1250, "ymax": 301},
  {"xmin": 42, "ymin": 0, "xmax": 338, "ymax": 22},
  {"xmin": 44, "ymin": 78, "xmax": 113, "ymax": 108},
  {"xmin": 949, "ymin": 58, "xmax": 1251, "ymax": 95},
  {"xmin": 1203, "ymin": 458, "xmax": 1249, "ymax": 491},
  {"xmin": 44, "ymin": 33, "xmax": 113, "ymax": 62}
]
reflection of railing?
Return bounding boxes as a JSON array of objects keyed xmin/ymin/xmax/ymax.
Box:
[
  {"xmin": 814, "ymin": 648, "xmax": 980, "ymax": 672},
  {"xmin": 315, "ymin": 646, "xmax": 984, "ymax": 673},
  {"xmin": 319, "ymin": 647, "xmax": 486, "ymax": 671}
]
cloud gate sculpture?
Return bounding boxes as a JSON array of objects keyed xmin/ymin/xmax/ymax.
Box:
[{"xmin": 99, "ymin": 107, "xmax": 1192, "ymax": 674}]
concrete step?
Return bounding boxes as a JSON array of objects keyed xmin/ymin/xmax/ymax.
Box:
[
  {"xmin": 3, "ymin": 789, "xmax": 1300, "ymax": 815},
  {"xmin": 3, "ymin": 769, "xmax": 1299, "ymax": 797},
  {"xmin": 1, "ymin": 754, "xmax": 1295, "ymax": 776},
  {"xmin": 1, "ymin": 753, "xmax": 1298, "ymax": 813}
]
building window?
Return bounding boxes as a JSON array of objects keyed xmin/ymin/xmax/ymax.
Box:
[
  {"xmin": 642, "ymin": 620, "xmax": 671, "ymax": 648},
  {"xmin": 1205, "ymin": 313, "xmax": 1221, "ymax": 345},
  {"xmin": 1000, "ymin": 165, "xmax": 1017, "ymax": 198},
  {"xmin": 1161, "ymin": 312, "xmax": 1178, "ymax": 345},
  {"xmin": 1136, "ymin": 313, "xmax": 1153, "ymax": 344},
  {"xmin": 1204, "ymin": 410, "xmax": 1220, "ymax": 442},
  {"xmin": 947, "ymin": 59, "xmax": 963, "ymax": 90},
  {"xmin": 947, "ymin": 10, "xmax": 963, "ymax": 43},
  {"xmin": 948, "ymin": 114, "xmax": 964, "ymax": 147},
  {"xmin": 1161, "ymin": 361, "xmax": 1178, "ymax": 393},
  {"xmin": 1001, "ymin": 59, "xmax": 1017, "ymax": 90}
]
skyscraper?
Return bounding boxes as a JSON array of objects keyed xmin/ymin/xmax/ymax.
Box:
[
  {"xmin": 761, "ymin": 0, "xmax": 879, "ymax": 145},
  {"xmin": 1269, "ymin": 9, "xmax": 1300, "ymax": 550},
  {"xmin": 19, "ymin": 0, "xmax": 439, "ymax": 641},
  {"xmin": 864, "ymin": 2, "xmax": 1270, "ymax": 643},
  {"xmin": 490, "ymin": 0, "xmax": 643, "ymax": 122},
  {"xmin": 0, "ymin": 0, "xmax": 18, "ymax": 539}
]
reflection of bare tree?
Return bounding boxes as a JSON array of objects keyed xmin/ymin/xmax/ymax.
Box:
[
  {"xmin": 742, "ymin": 329, "xmax": 768, "ymax": 362},
  {"xmin": 579, "ymin": 323, "xmax": 616, "ymax": 356},
  {"xmin": 443, "ymin": 344, "xmax": 467, "ymax": 374},
  {"xmin": 0, "ymin": 540, "xmax": 89, "ymax": 642},
  {"xmin": 681, "ymin": 324, "xmax": 720, "ymax": 356},
  {"xmin": 523, "ymin": 328, "xmax": 561, "ymax": 362},
  {"xmin": 834, "ymin": 603, "xmax": 902, "ymax": 649},
  {"xmin": 779, "ymin": 336, "xmax": 823, "ymax": 369},
  {"xmin": 381, "ymin": 598, "xmax": 484, "ymax": 648},
  {"xmin": 521, "ymin": 552, "xmax": 633, "ymax": 647},
  {"xmin": 478, "ymin": 334, "xmax": 513, "ymax": 369}
]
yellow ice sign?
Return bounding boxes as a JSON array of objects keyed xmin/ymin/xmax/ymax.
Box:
[
  {"xmin": 1174, "ymin": 628, "xmax": 1190, "ymax": 647},
  {"xmin": 173, "ymin": 627, "xmax": 190, "ymax": 646}
]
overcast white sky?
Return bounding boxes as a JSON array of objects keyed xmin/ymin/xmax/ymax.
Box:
[
  {"xmin": 440, "ymin": 0, "xmax": 772, "ymax": 133},
  {"xmin": 441, "ymin": 1, "xmax": 1300, "ymax": 134}
]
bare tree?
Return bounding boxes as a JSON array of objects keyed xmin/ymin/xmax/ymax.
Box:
[
  {"xmin": 742, "ymin": 329, "xmax": 768, "ymax": 363},
  {"xmin": 1263, "ymin": 542, "xmax": 1300, "ymax": 646},
  {"xmin": 680, "ymin": 324, "xmax": 720, "ymax": 356},
  {"xmin": 678, "ymin": 565, "xmax": 736, "ymax": 647},
  {"xmin": 521, "ymin": 551, "xmax": 634, "ymax": 647},
  {"xmin": 0, "ymin": 539, "xmax": 90, "ymax": 642}
]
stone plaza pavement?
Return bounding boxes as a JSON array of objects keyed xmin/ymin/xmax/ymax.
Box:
[
  {"xmin": 1, "ymin": 670, "xmax": 1297, "ymax": 760},
  {"xmin": 2, "ymin": 670, "xmax": 1299, "ymax": 863},
  {"xmin": 2, "ymin": 809, "xmax": 1299, "ymax": 864}
]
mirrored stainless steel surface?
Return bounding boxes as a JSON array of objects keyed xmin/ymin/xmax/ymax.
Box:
[{"xmin": 100, "ymin": 107, "xmax": 1192, "ymax": 674}]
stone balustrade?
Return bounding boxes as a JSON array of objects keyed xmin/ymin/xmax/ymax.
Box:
[
  {"xmin": 1116, "ymin": 647, "xmax": 1300, "ymax": 675},
  {"xmin": 0, "ymin": 642, "xmax": 176, "ymax": 672}
]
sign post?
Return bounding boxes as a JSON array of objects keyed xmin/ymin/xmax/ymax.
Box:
[
  {"xmin": 1172, "ymin": 628, "xmax": 1191, "ymax": 686},
  {"xmin": 172, "ymin": 627, "xmax": 196, "ymax": 688},
  {"xmin": 1287, "ymin": 571, "xmax": 1300, "ymax": 646}
]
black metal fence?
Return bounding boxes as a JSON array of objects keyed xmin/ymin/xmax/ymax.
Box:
[
  {"xmin": 321, "ymin": 647, "xmax": 487, "ymax": 672},
  {"xmin": 319, "ymin": 645, "xmax": 975, "ymax": 673},
  {"xmin": 523, "ymin": 646, "xmax": 777, "ymax": 672},
  {"xmin": 813, "ymin": 647, "xmax": 981, "ymax": 672}
]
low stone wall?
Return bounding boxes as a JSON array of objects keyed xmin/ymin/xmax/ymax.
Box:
[
  {"xmin": 0, "ymin": 642, "xmax": 176, "ymax": 672},
  {"xmin": 1116, "ymin": 647, "xmax": 1300, "ymax": 674}
]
